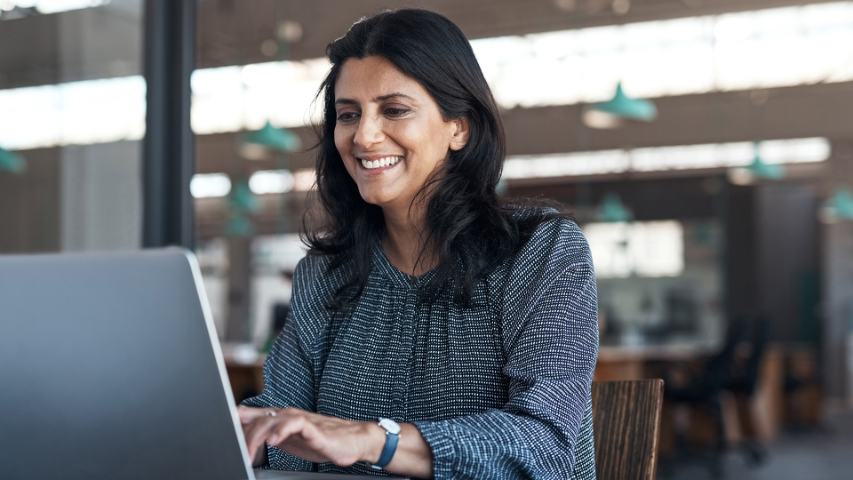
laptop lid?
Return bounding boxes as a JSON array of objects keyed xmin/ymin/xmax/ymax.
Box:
[{"xmin": 0, "ymin": 249, "xmax": 254, "ymax": 480}]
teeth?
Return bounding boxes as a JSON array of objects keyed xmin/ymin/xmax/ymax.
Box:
[{"xmin": 360, "ymin": 156, "xmax": 402, "ymax": 170}]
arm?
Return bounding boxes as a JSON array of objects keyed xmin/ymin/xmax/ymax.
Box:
[
  {"xmin": 411, "ymin": 261, "xmax": 599, "ymax": 479},
  {"xmin": 240, "ymin": 301, "xmax": 316, "ymax": 471}
]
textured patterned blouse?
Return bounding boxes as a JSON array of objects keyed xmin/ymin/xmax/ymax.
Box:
[{"xmin": 243, "ymin": 214, "xmax": 599, "ymax": 479}]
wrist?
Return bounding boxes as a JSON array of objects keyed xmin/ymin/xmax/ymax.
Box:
[{"xmin": 360, "ymin": 421, "xmax": 387, "ymax": 464}]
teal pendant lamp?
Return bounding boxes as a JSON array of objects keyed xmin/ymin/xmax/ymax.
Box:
[
  {"xmin": 225, "ymin": 215, "xmax": 254, "ymax": 237},
  {"xmin": 728, "ymin": 141, "xmax": 784, "ymax": 185},
  {"xmin": 0, "ymin": 146, "xmax": 26, "ymax": 173},
  {"xmin": 597, "ymin": 193, "xmax": 634, "ymax": 223},
  {"xmin": 226, "ymin": 179, "xmax": 261, "ymax": 237},
  {"xmin": 229, "ymin": 179, "xmax": 260, "ymax": 212},
  {"xmin": 584, "ymin": 82, "xmax": 657, "ymax": 129},
  {"xmin": 821, "ymin": 187, "xmax": 853, "ymax": 223},
  {"xmin": 240, "ymin": 121, "xmax": 301, "ymax": 160},
  {"xmin": 746, "ymin": 141, "xmax": 784, "ymax": 180}
]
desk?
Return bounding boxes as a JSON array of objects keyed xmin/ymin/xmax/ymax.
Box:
[
  {"xmin": 223, "ymin": 346, "xmax": 266, "ymax": 403},
  {"xmin": 595, "ymin": 340, "xmax": 717, "ymax": 381},
  {"xmin": 596, "ymin": 341, "xmax": 786, "ymax": 447}
]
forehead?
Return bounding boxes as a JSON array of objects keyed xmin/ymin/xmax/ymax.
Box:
[{"xmin": 334, "ymin": 56, "xmax": 428, "ymax": 101}]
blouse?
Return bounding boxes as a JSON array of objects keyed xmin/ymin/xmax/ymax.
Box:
[{"xmin": 243, "ymin": 212, "xmax": 599, "ymax": 479}]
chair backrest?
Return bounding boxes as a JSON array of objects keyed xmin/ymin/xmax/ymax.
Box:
[{"xmin": 592, "ymin": 379, "xmax": 664, "ymax": 480}]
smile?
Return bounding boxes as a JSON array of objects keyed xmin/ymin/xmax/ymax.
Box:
[{"xmin": 359, "ymin": 155, "xmax": 403, "ymax": 170}]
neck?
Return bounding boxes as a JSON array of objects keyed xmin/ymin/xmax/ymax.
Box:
[{"xmin": 381, "ymin": 203, "xmax": 436, "ymax": 277}]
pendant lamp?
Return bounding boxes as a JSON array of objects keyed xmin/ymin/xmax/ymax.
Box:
[
  {"xmin": 728, "ymin": 141, "xmax": 785, "ymax": 185},
  {"xmin": 597, "ymin": 193, "xmax": 634, "ymax": 223},
  {"xmin": 0, "ymin": 146, "xmax": 26, "ymax": 173},
  {"xmin": 226, "ymin": 179, "xmax": 261, "ymax": 237},
  {"xmin": 240, "ymin": 121, "xmax": 301, "ymax": 160},
  {"xmin": 584, "ymin": 82, "xmax": 657, "ymax": 129},
  {"xmin": 820, "ymin": 187, "xmax": 853, "ymax": 223}
]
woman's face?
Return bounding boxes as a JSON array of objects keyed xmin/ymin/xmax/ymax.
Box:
[{"xmin": 333, "ymin": 55, "xmax": 467, "ymax": 213}]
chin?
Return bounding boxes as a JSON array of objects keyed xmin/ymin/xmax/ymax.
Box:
[
  {"xmin": 359, "ymin": 193, "xmax": 391, "ymax": 208},
  {"xmin": 358, "ymin": 189, "xmax": 398, "ymax": 208}
]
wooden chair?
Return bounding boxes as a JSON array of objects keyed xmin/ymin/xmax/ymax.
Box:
[{"xmin": 592, "ymin": 379, "xmax": 664, "ymax": 480}]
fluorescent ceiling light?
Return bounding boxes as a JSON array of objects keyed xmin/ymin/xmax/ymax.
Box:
[
  {"xmin": 249, "ymin": 170, "xmax": 294, "ymax": 195},
  {"xmin": 503, "ymin": 137, "xmax": 829, "ymax": 180},
  {"xmin": 291, "ymin": 169, "xmax": 316, "ymax": 192},
  {"xmin": 191, "ymin": 173, "xmax": 231, "ymax": 198}
]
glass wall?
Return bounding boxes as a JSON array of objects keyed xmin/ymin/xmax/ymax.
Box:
[{"xmin": 0, "ymin": 0, "xmax": 143, "ymax": 253}]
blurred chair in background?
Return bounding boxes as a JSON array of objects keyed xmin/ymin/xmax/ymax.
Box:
[
  {"xmin": 725, "ymin": 315, "xmax": 770, "ymax": 465},
  {"xmin": 783, "ymin": 347, "xmax": 823, "ymax": 430},
  {"xmin": 662, "ymin": 314, "xmax": 769, "ymax": 478}
]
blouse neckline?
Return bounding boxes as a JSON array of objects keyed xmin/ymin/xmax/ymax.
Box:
[{"xmin": 371, "ymin": 236, "xmax": 439, "ymax": 289}]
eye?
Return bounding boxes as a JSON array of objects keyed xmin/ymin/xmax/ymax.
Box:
[
  {"xmin": 336, "ymin": 111, "xmax": 359, "ymax": 123},
  {"xmin": 384, "ymin": 107, "xmax": 410, "ymax": 118}
]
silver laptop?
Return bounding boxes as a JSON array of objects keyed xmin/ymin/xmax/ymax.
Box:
[{"xmin": 0, "ymin": 249, "xmax": 400, "ymax": 479}]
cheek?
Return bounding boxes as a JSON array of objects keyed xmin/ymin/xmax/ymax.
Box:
[
  {"xmin": 333, "ymin": 128, "xmax": 358, "ymax": 179},
  {"xmin": 333, "ymin": 127, "xmax": 349, "ymax": 155},
  {"xmin": 400, "ymin": 119, "xmax": 451, "ymax": 157}
]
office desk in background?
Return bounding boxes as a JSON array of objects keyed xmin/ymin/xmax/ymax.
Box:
[
  {"xmin": 596, "ymin": 339, "xmax": 786, "ymax": 449},
  {"xmin": 595, "ymin": 340, "xmax": 717, "ymax": 381},
  {"xmin": 223, "ymin": 344, "xmax": 266, "ymax": 403}
]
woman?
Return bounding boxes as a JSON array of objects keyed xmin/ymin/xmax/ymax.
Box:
[{"xmin": 239, "ymin": 9, "xmax": 598, "ymax": 479}]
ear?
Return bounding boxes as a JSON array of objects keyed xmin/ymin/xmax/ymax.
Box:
[{"xmin": 448, "ymin": 117, "xmax": 470, "ymax": 151}]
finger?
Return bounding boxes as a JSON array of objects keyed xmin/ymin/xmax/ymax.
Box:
[
  {"xmin": 246, "ymin": 423, "xmax": 276, "ymax": 461},
  {"xmin": 238, "ymin": 406, "xmax": 279, "ymax": 424},
  {"xmin": 244, "ymin": 417, "xmax": 279, "ymax": 458},
  {"xmin": 268, "ymin": 415, "xmax": 306, "ymax": 445}
]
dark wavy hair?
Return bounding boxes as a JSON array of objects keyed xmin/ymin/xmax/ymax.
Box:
[{"xmin": 304, "ymin": 8, "xmax": 564, "ymax": 309}]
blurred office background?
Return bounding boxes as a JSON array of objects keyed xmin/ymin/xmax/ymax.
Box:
[{"xmin": 2, "ymin": 0, "xmax": 853, "ymax": 478}]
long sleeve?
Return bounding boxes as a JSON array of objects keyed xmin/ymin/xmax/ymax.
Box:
[
  {"xmin": 241, "ymin": 257, "xmax": 328, "ymax": 471},
  {"xmin": 412, "ymin": 219, "xmax": 599, "ymax": 479}
]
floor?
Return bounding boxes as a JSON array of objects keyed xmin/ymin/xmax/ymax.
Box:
[{"xmin": 661, "ymin": 410, "xmax": 853, "ymax": 480}]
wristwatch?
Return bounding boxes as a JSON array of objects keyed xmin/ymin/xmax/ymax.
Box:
[{"xmin": 371, "ymin": 417, "xmax": 401, "ymax": 470}]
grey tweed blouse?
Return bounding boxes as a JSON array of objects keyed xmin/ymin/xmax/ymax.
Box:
[{"xmin": 243, "ymin": 213, "xmax": 599, "ymax": 479}]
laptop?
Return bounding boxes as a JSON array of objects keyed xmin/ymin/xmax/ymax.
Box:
[{"xmin": 0, "ymin": 249, "xmax": 402, "ymax": 479}]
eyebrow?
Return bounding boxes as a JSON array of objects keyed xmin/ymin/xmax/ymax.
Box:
[{"xmin": 334, "ymin": 92, "xmax": 416, "ymax": 106}]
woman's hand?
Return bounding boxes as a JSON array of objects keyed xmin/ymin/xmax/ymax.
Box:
[{"xmin": 237, "ymin": 406, "xmax": 384, "ymax": 468}]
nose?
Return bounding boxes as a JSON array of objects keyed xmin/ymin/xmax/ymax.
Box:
[{"xmin": 353, "ymin": 113, "xmax": 384, "ymax": 148}]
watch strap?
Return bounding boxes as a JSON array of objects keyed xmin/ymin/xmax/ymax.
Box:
[{"xmin": 371, "ymin": 423, "xmax": 400, "ymax": 470}]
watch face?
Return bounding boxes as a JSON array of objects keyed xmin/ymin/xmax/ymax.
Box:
[{"xmin": 378, "ymin": 417, "xmax": 401, "ymax": 435}]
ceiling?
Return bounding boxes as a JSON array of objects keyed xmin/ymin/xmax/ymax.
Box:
[
  {"xmin": 1, "ymin": 0, "xmax": 850, "ymax": 190},
  {"xmin": 0, "ymin": 0, "xmax": 842, "ymax": 89},
  {"xmin": 196, "ymin": 0, "xmax": 842, "ymax": 68}
]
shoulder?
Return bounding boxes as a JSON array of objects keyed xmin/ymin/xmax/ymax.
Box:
[
  {"xmin": 508, "ymin": 207, "xmax": 593, "ymax": 276},
  {"xmin": 289, "ymin": 253, "xmax": 350, "ymax": 339},
  {"xmin": 497, "ymin": 208, "xmax": 599, "ymax": 359},
  {"xmin": 292, "ymin": 253, "xmax": 337, "ymax": 292},
  {"xmin": 494, "ymin": 208, "xmax": 595, "ymax": 315}
]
